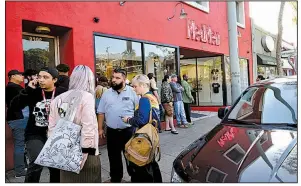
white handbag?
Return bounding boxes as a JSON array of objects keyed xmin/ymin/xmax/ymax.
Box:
[{"xmin": 35, "ymin": 90, "xmax": 84, "ymax": 174}]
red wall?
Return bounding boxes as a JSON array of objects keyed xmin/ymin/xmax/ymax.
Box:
[{"xmin": 5, "ymin": 2, "xmax": 253, "ymax": 83}]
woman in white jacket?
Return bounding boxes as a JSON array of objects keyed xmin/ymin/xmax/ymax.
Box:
[{"xmin": 48, "ymin": 65, "xmax": 101, "ymax": 183}]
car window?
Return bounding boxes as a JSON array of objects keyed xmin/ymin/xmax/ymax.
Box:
[
  {"xmin": 261, "ymin": 84, "xmax": 297, "ymax": 124},
  {"xmin": 228, "ymin": 87, "xmax": 259, "ymax": 121},
  {"xmin": 227, "ymin": 82, "xmax": 297, "ymax": 125}
]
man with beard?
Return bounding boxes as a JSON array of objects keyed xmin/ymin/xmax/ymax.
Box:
[
  {"xmin": 10, "ymin": 67, "xmax": 67, "ymax": 183},
  {"xmin": 97, "ymin": 68, "xmax": 139, "ymax": 183}
]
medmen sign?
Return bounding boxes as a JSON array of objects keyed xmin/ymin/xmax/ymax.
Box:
[{"xmin": 187, "ymin": 19, "xmax": 221, "ymax": 46}]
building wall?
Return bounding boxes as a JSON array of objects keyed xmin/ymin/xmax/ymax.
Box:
[
  {"xmin": 6, "ymin": 1, "xmax": 253, "ymax": 83},
  {"xmin": 254, "ymin": 27, "xmax": 277, "ymax": 57}
]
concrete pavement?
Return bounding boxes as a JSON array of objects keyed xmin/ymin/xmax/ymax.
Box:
[{"xmin": 6, "ymin": 114, "xmax": 220, "ymax": 183}]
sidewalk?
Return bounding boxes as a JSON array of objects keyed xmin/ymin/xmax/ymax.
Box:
[{"xmin": 6, "ymin": 113, "xmax": 220, "ymax": 183}]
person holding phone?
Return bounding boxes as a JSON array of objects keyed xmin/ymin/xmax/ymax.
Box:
[
  {"xmin": 10, "ymin": 67, "xmax": 67, "ymax": 183},
  {"xmin": 96, "ymin": 68, "xmax": 139, "ymax": 183},
  {"xmin": 121, "ymin": 74, "xmax": 162, "ymax": 183}
]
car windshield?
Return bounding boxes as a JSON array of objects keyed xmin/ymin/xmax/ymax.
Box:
[{"xmin": 227, "ymin": 81, "xmax": 297, "ymax": 125}]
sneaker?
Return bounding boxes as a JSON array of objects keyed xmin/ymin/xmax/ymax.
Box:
[
  {"xmin": 15, "ymin": 171, "xmax": 26, "ymax": 178},
  {"xmin": 189, "ymin": 122, "xmax": 194, "ymax": 125},
  {"xmin": 15, "ymin": 174, "xmax": 26, "ymax": 179}
]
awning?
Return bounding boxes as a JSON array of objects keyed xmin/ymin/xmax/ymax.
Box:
[
  {"xmin": 281, "ymin": 59, "xmax": 293, "ymax": 69},
  {"xmin": 257, "ymin": 54, "xmax": 277, "ymax": 66}
]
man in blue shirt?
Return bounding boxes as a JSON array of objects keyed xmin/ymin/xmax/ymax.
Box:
[{"xmin": 97, "ymin": 68, "xmax": 139, "ymax": 183}]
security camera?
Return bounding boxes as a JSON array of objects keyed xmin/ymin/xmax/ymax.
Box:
[{"xmin": 93, "ymin": 17, "xmax": 100, "ymax": 23}]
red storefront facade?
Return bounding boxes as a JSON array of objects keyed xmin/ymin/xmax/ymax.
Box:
[{"xmin": 5, "ymin": 2, "xmax": 253, "ymax": 170}]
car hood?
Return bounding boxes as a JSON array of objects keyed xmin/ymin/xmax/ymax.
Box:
[{"xmin": 173, "ymin": 124, "xmax": 297, "ymax": 183}]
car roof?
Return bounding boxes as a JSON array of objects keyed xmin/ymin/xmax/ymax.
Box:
[{"xmin": 252, "ymin": 76, "xmax": 297, "ymax": 87}]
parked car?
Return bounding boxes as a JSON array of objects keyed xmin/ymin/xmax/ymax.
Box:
[{"xmin": 171, "ymin": 76, "xmax": 297, "ymax": 183}]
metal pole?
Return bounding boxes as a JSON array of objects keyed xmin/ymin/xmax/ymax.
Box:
[{"xmin": 227, "ymin": 2, "xmax": 241, "ymax": 104}]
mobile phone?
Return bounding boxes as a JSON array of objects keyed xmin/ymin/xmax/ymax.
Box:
[{"xmin": 36, "ymin": 82, "xmax": 40, "ymax": 88}]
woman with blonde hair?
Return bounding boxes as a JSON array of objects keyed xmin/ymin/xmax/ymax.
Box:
[
  {"xmin": 48, "ymin": 65, "xmax": 101, "ymax": 183},
  {"xmin": 121, "ymin": 74, "xmax": 162, "ymax": 183}
]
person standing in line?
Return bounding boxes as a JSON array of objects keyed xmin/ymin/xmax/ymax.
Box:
[
  {"xmin": 147, "ymin": 73, "xmax": 162, "ymax": 133},
  {"xmin": 6, "ymin": 70, "xmax": 28, "ymax": 178},
  {"xmin": 10, "ymin": 67, "xmax": 67, "ymax": 183},
  {"xmin": 56, "ymin": 64, "xmax": 70, "ymax": 89},
  {"xmin": 48, "ymin": 65, "xmax": 101, "ymax": 183},
  {"xmin": 97, "ymin": 68, "xmax": 139, "ymax": 183},
  {"xmin": 95, "ymin": 76, "xmax": 109, "ymax": 111},
  {"xmin": 170, "ymin": 74, "xmax": 189, "ymax": 128},
  {"xmin": 181, "ymin": 74, "xmax": 195, "ymax": 125},
  {"xmin": 161, "ymin": 75, "xmax": 178, "ymax": 134},
  {"xmin": 121, "ymin": 74, "xmax": 162, "ymax": 183}
]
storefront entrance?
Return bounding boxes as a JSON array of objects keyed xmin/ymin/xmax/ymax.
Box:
[
  {"xmin": 179, "ymin": 48, "xmax": 250, "ymax": 107},
  {"xmin": 180, "ymin": 56, "xmax": 223, "ymax": 106}
]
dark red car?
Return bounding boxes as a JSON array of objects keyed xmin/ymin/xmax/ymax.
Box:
[{"xmin": 171, "ymin": 76, "xmax": 297, "ymax": 183}]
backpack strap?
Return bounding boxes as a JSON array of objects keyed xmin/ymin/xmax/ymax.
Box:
[{"xmin": 142, "ymin": 94, "xmax": 158, "ymax": 128}]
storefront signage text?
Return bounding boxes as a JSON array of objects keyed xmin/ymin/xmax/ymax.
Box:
[
  {"xmin": 187, "ymin": 19, "xmax": 221, "ymax": 46},
  {"xmin": 217, "ymin": 127, "xmax": 238, "ymax": 147}
]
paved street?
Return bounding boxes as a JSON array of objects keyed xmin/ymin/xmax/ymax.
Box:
[{"xmin": 6, "ymin": 114, "xmax": 220, "ymax": 183}]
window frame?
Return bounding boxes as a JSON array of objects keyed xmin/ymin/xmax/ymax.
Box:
[
  {"xmin": 236, "ymin": 1, "xmax": 245, "ymax": 28},
  {"xmin": 184, "ymin": 1, "xmax": 210, "ymax": 13},
  {"xmin": 22, "ymin": 32, "xmax": 60, "ymax": 68},
  {"xmin": 223, "ymin": 143, "xmax": 246, "ymax": 165},
  {"xmin": 206, "ymin": 167, "xmax": 228, "ymax": 183}
]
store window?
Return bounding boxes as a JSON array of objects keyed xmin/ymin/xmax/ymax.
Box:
[
  {"xmin": 257, "ymin": 66, "xmax": 277, "ymax": 79},
  {"xmin": 236, "ymin": 1, "xmax": 245, "ymax": 28},
  {"xmin": 94, "ymin": 36, "xmax": 143, "ymax": 82},
  {"xmin": 22, "ymin": 33, "xmax": 58, "ymax": 71},
  {"xmin": 225, "ymin": 56, "xmax": 250, "ymax": 105},
  {"xmin": 197, "ymin": 57, "xmax": 223, "ymax": 106},
  {"xmin": 185, "ymin": 1, "xmax": 209, "ymax": 13},
  {"xmin": 180, "ymin": 59, "xmax": 197, "ymax": 105},
  {"xmin": 144, "ymin": 44, "xmax": 176, "ymax": 93}
]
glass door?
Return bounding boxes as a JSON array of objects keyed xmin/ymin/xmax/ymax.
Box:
[
  {"xmin": 22, "ymin": 33, "xmax": 59, "ymax": 71},
  {"xmin": 180, "ymin": 59, "xmax": 198, "ymax": 106}
]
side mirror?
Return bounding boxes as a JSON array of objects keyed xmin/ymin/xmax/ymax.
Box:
[{"xmin": 218, "ymin": 107, "xmax": 229, "ymax": 120}]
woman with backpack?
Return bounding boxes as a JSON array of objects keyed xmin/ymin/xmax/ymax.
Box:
[
  {"xmin": 48, "ymin": 65, "xmax": 101, "ymax": 182},
  {"xmin": 121, "ymin": 74, "xmax": 162, "ymax": 183}
]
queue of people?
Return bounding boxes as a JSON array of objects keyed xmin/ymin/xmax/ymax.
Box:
[{"xmin": 6, "ymin": 64, "xmax": 195, "ymax": 183}]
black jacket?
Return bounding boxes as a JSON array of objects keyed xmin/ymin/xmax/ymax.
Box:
[
  {"xmin": 6, "ymin": 82, "xmax": 24, "ymax": 121},
  {"xmin": 56, "ymin": 75, "xmax": 70, "ymax": 89},
  {"xmin": 10, "ymin": 86, "xmax": 67, "ymax": 141}
]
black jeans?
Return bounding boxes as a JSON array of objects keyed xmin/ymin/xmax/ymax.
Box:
[
  {"xmin": 130, "ymin": 160, "xmax": 162, "ymax": 183},
  {"xmin": 184, "ymin": 103, "xmax": 192, "ymax": 123},
  {"xmin": 24, "ymin": 138, "xmax": 60, "ymax": 183},
  {"xmin": 106, "ymin": 127, "xmax": 133, "ymax": 182}
]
